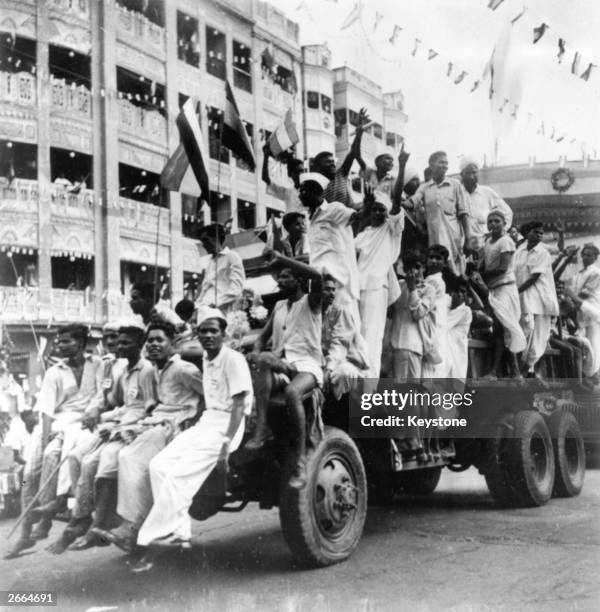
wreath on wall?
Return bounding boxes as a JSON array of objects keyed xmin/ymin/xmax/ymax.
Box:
[{"xmin": 551, "ymin": 167, "xmax": 575, "ymax": 193}]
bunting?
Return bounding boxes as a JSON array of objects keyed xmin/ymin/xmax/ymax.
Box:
[
  {"xmin": 411, "ymin": 38, "xmax": 421, "ymax": 57},
  {"xmin": 427, "ymin": 49, "xmax": 438, "ymax": 60},
  {"xmin": 388, "ymin": 25, "xmax": 402, "ymax": 45},
  {"xmin": 580, "ymin": 63, "xmax": 596, "ymax": 82},
  {"xmin": 533, "ymin": 23, "xmax": 548, "ymax": 44},
  {"xmin": 557, "ymin": 39, "xmax": 565, "ymax": 63}
]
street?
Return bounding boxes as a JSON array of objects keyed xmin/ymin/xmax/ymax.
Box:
[{"xmin": 1, "ymin": 467, "xmax": 599, "ymax": 612}]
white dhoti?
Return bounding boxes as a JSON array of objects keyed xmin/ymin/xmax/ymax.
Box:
[
  {"xmin": 579, "ymin": 301, "xmax": 600, "ymax": 375},
  {"xmin": 359, "ymin": 287, "xmax": 388, "ymax": 379},
  {"xmin": 446, "ymin": 305, "xmax": 473, "ymax": 381},
  {"xmin": 137, "ymin": 411, "xmax": 244, "ymax": 546},
  {"xmin": 330, "ymin": 362, "xmax": 362, "ymax": 400},
  {"xmin": 116, "ymin": 425, "xmax": 173, "ymax": 527},
  {"xmin": 521, "ymin": 313, "xmax": 552, "ymax": 368},
  {"xmin": 57, "ymin": 424, "xmax": 94, "ymax": 496},
  {"xmin": 488, "ymin": 284, "xmax": 527, "ymax": 354}
]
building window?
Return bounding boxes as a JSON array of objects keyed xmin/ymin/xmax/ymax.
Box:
[
  {"xmin": 183, "ymin": 270, "xmax": 201, "ymax": 301},
  {"xmin": 275, "ymin": 65, "xmax": 296, "ymax": 94},
  {"xmin": 348, "ymin": 109, "xmax": 359, "ymax": 127},
  {"xmin": 233, "ymin": 40, "xmax": 252, "ymax": 93},
  {"xmin": 0, "ymin": 140, "xmax": 37, "ymax": 181},
  {"xmin": 177, "ymin": 11, "xmax": 199, "ymax": 67},
  {"xmin": 181, "ymin": 193, "xmax": 201, "ymax": 238},
  {"xmin": 207, "ymin": 106, "xmax": 229, "ymax": 163},
  {"xmin": 51, "ymin": 255, "xmax": 94, "ymax": 291},
  {"xmin": 334, "ymin": 108, "xmax": 347, "ymax": 139},
  {"xmin": 210, "ymin": 191, "xmax": 231, "ymax": 225},
  {"xmin": 306, "ymin": 91, "xmax": 319, "ymax": 109},
  {"xmin": 116, "ymin": 66, "xmax": 166, "ymax": 114},
  {"xmin": 118, "ymin": 163, "xmax": 162, "ymax": 205},
  {"xmin": 320, "ymin": 94, "xmax": 332, "ymax": 114},
  {"xmin": 0, "ymin": 33, "xmax": 36, "ymax": 75},
  {"xmin": 237, "ymin": 199, "xmax": 256, "ymax": 230},
  {"xmin": 235, "ymin": 121, "xmax": 254, "ymax": 172},
  {"xmin": 116, "ymin": 0, "xmax": 164, "ymax": 27},
  {"xmin": 51, "ymin": 148, "xmax": 93, "ymax": 189},
  {"xmin": 266, "ymin": 207, "xmax": 283, "ymax": 220},
  {"xmin": 373, "ymin": 123, "xmax": 383, "ymax": 139},
  {"xmin": 206, "ymin": 27, "xmax": 226, "ymax": 80}
]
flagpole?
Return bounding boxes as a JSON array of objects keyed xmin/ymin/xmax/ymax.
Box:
[{"xmin": 214, "ymin": 108, "xmax": 225, "ymax": 310}]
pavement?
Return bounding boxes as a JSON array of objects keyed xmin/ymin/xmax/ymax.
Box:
[{"xmin": 1, "ymin": 467, "xmax": 599, "ymax": 612}]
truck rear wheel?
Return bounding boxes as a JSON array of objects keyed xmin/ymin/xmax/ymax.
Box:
[
  {"xmin": 279, "ymin": 427, "xmax": 367, "ymax": 567},
  {"xmin": 548, "ymin": 411, "xmax": 585, "ymax": 498}
]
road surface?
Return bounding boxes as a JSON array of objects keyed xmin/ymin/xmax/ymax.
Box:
[{"xmin": 1, "ymin": 468, "xmax": 599, "ymax": 612}]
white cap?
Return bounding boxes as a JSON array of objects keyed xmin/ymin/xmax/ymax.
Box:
[
  {"xmin": 102, "ymin": 320, "xmax": 121, "ymax": 333},
  {"xmin": 116, "ymin": 315, "xmax": 146, "ymax": 332},
  {"xmin": 299, "ymin": 172, "xmax": 330, "ymax": 191},
  {"xmin": 373, "ymin": 190, "xmax": 392, "ymax": 212},
  {"xmin": 459, "ymin": 156, "xmax": 479, "ymax": 172},
  {"xmin": 197, "ymin": 307, "xmax": 227, "ymax": 328},
  {"xmin": 403, "ymin": 166, "xmax": 420, "ymax": 185}
]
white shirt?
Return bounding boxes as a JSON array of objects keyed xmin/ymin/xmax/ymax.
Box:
[
  {"xmin": 197, "ymin": 247, "xmax": 245, "ymax": 309},
  {"xmin": 308, "ymin": 201, "xmax": 359, "ymax": 300},
  {"xmin": 355, "ymin": 213, "xmax": 404, "ymax": 291},
  {"xmin": 462, "ymin": 184, "xmax": 513, "ymax": 251},
  {"xmin": 202, "ymin": 346, "xmax": 253, "ymax": 416},
  {"xmin": 514, "ymin": 242, "xmax": 559, "ymax": 316}
]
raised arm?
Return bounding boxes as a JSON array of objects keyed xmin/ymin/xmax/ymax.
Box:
[
  {"xmin": 261, "ymin": 144, "xmax": 271, "ymax": 186},
  {"xmin": 392, "ymin": 143, "xmax": 409, "ymax": 211},
  {"xmin": 339, "ymin": 108, "xmax": 370, "ymax": 176}
]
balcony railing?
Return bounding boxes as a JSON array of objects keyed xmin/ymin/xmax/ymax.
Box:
[
  {"xmin": 117, "ymin": 5, "xmax": 166, "ymax": 55},
  {"xmin": 49, "ymin": 0, "xmax": 90, "ymax": 19},
  {"xmin": 0, "ymin": 286, "xmax": 41, "ymax": 322},
  {"xmin": 0, "ymin": 71, "xmax": 36, "ymax": 107},
  {"xmin": 50, "ymin": 77, "xmax": 92, "ymax": 118},
  {"xmin": 0, "ymin": 179, "xmax": 39, "ymax": 214},
  {"xmin": 118, "ymin": 99, "xmax": 167, "ymax": 145},
  {"xmin": 51, "ymin": 288, "xmax": 95, "ymax": 323},
  {"xmin": 119, "ymin": 198, "xmax": 170, "ymax": 236},
  {"xmin": 50, "ymin": 185, "xmax": 95, "ymax": 220},
  {"xmin": 262, "ymin": 80, "xmax": 295, "ymax": 108}
]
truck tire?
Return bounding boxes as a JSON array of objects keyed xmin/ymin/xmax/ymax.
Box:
[
  {"xmin": 279, "ymin": 427, "xmax": 367, "ymax": 567},
  {"xmin": 548, "ymin": 411, "xmax": 585, "ymax": 498},
  {"xmin": 396, "ymin": 467, "xmax": 442, "ymax": 495},
  {"xmin": 506, "ymin": 410, "xmax": 555, "ymax": 507},
  {"xmin": 484, "ymin": 421, "xmax": 515, "ymax": 507}
]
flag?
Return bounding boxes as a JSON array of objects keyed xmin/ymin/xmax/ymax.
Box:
[
  {"xmin": 533, "ymin": 23, "xmax": 548, "ymax": 44},
  {"xmin": 557, "ymin": 39, "xmax": 565, "ymax": 63},
  {"xmin": 454, "ymin": 70, "xmax": 467, "ymax": 84},
  {"xmin": 389, "ymin": 25, "xmax": 402, "ymax": 45},
  {"xmin": 488, "ymin": 0, "xmax": 505, "ymax": 9},
  {"xmin": 223, "ymin": 80, "xmax": 256, "ymax": 170},
  {"xmin": 470, "ymin": 80, "xmax": 480, "ymax": 92},
  {"xmin": 268, "ymin": 108, "xmax": 299, "ymax": 158},
  {"xmin": 428, "ymin": 49, "xmax": 438, "ymax": 60},
  {"xmin": 580, "ymin": 63, "xmax": 596, "ymax": 82},
  {"xmin": 571, "ymin": 52, "xmax": 581, "ymax": 75},
  {"xmin": 261, "ymin": 45, "xmax": 275, "ymax": 73},
  {"xmin": 446, "ymin": 62, "xmax": 453, "ymax": 77},
  {"xmin": 340, "ymin": 1, "xmax": 361, "ymax": 30},
  {"xmin": 161, "ymin": 99, "xmax": 209, "ymax": 199}
]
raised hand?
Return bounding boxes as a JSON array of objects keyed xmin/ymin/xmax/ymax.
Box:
[{"xmin": 398, "ymin": 141, "xmax": 410, "ymax": 166}]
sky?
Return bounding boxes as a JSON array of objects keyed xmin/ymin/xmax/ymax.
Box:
[{"xmin": 277, "ymin": 0, "xmax": 600, "ymax": 173}]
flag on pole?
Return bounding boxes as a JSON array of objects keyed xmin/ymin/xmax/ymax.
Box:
[
  {"xmin": 488, "ymin": 0, "xmax": 505, "ymax": 9},
  {"xmin": 557, "ymin": 39, "xmax": 566, "ymax": 63},
  {"xmin": 223, "ymin": 80, "xmax": 256, "ymax": 170},
  {"xmin": 340, "ymin": 1, "xmax": 361, "ymax": 30},
  {"xmin": 571, "ymin": 52, "xmax": 581, "ymax": 75},
  {"xmin": 267, "ymin": 109, "xmax": 299, "ymax": 158},
  {"xmin": 160, "ymin": 99, "xmax": 209, "ymax": 198}
]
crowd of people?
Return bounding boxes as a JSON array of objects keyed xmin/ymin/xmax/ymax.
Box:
[{"xmin": 2, "ymin": 109, "xmax": 600, "ymax": 572}]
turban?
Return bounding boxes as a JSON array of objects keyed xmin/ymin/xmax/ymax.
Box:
[{"xmin": 459, "ymin": 156, "xmax": 479, "ymax": 172}]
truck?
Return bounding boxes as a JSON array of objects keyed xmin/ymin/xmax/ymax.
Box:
[{"xmin": 187, "ymin": 332, "xmax": 588, "ymax": 568}]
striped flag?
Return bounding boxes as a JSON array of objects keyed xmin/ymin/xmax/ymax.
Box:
[
  {"xmin": 223, "ymin": 80, "xmax": 256, "ymax": 170},
  {"xmin": 267, "ymin": 109, "xmax": 299, "ymax": 158},
  {"xmin": 160, "ymin": 99, "xmax": 209, "ymax": 198}
]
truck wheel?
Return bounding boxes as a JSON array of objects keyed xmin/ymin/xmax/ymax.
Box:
[
  {"xmin": 279, "ymin": 427, "xmax": 367, "ymax": 567},
  {"xmin": 396, "ymin": 467, "xmax": 442, "ymax": 495},
  {"xmin": 507, "ymin": 410, "xmax": 555, "ymax": 507},
  {"xmin": 548, "ymin": 411, "xmax": 585, "ymax": 498},
  {"xmin": 484, "ymin": 421, "xmax": 515, "ymax": 507}
]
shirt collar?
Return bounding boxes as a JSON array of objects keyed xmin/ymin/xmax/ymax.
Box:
[
  {"xmin": 156, "ymin": 353, "xmax": 181, "ymax": 373},
  {"xmin": 125, "ymin": 357, "xmax": 146, "ymax": 375},
  {"xmin": 425, "ymin": 178, "xmax": 451, "ymax": 188},
  {"xmin": 56, "ymin": 354, "xmax": 94, "ymax": 369},
  {"xmin": 203, "ymin": 345, "xmax": 226, "ymax": 366}
]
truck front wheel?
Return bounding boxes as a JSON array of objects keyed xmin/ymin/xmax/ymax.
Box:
[{"xmin": 279, "ymin": 427, "xmax": 367, "ymax": 567}]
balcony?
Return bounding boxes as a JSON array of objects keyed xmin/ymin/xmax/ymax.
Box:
[
  {"xmin": 0, "ymin": 179, "xmax": 39, "ymax": 215},
  {"xmin": 0, "ymin": 72, "xmax": 36, "ymax": 107},
  {"xmin": 50, "ymin": 185, "xmax": 95, "ymax": 221},
  {"xmin": 262, "ymin": 80, "xmax": 295, "ymax": 109},
  {"xmin": 50, "ymin": 78, "xmax": 92, "ymax": 118},
  {"xmin": 118, "ymin": 99, "xmax": 167, "ymax": 146},
  {"xmin": 119, "ymin": 198, "xmax": 170, "ymax": 239},
  {"xmin": 49, "ymin": 0, "xmax": 90, "ymax": 20},
  {"xmin": 117, "ymin": 5, "xmax": 166, "ymax": 57}
]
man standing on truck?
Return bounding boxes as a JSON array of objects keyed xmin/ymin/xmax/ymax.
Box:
[
  {"xmin": 131, "ymin": 309, "xmax": 253, "ymax": 572},
  {"xmin": 245, "ymin": 263, "xmax": 324, "ymax": 490}
]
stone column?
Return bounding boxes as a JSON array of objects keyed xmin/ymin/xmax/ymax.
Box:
[{"xmin": 35, "ymin": 2, "xmax": 52, "ymax": 320}]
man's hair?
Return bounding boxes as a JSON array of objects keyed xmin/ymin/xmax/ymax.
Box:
[
  {"xmin": 582, "ymin": 243, "xmax": 600, "ymax": 258},
  {"xmin": 375, "ymin": 153, "xmax": 393, "ymax": 165},
  {"xmin": 287, "ymin": 158, "xmax": 304, "ymax": 171},
  {"xmin": 520, "ymin": 221, "xmax": 543, "ymax": 236},
  {"xmin": 57, "ymin": 324, "xmax": 89, "ymax": 347},
  {"xmin": 312, "ymin": 151, "xmax": 334, "ymax": 169},
  {"xmin": 131, "ymin": 282, "xmax": 155, "ymax": 303},
  {"xmin": 282, "ymin": 212, "xmax": 304, "ymax": 232},
  {"xmin": 323, "ymin": 273, "xmax": 338, "ymax": 285},
  {"xmin": 198, "ymin": 317, "xmax": 227, "ymax": 333},
  {"xmin": 145, "ymin": 320, "xmax": 176, "ymax": 340},
  {"xmin": 174, "ymin": 298, "xmax": 195, "ymax": 321},
  {"xmin": 118, "ymin": 326, "xmax": 146, "ymax": 346},
  {"xmin": 402, "ymin": 249, "xmax": 425, "ymax": 270},
  {"xmin": 428, "ymin": 150, "xmax": 447, "ymax": 166},
  {"xmin": 427, "ymin": 244, "xmax": 450, "ymax": 262},
  {"xmin": 199, "ymin": 223, "xmax": 226, "ymax": 244}
]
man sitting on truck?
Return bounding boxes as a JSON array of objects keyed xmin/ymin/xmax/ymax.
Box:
[{"xmin": 245, "ymin": 263, "xmax": 324, "ymax": 490}]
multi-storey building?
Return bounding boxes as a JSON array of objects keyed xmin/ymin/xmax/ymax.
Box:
[{"xmin": 0, "ymin": 0, "xmax": 408, "ymax": 387}]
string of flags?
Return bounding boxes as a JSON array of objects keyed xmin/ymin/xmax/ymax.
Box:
[{"xmin": 329, "ymin": 0, "xmax": 594, "ymax": 150}]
